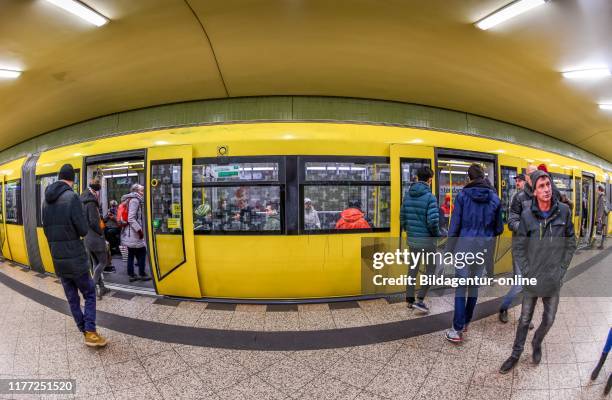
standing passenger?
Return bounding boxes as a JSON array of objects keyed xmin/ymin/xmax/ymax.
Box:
[
  {"xmin": 499, "ymin": 170, "xmax": 576, "ymax": 373},
  {"xmin": 335, "ymin": 200, "xmax": 370, "ymax": 230},
  {"xmin": 42, "ymin": 164, "xmax": 107, "ymax": 347},
  {"xmin": 596, "ymin": 185, "xmax": 608, "ymax": 249},
  {"xmin": 445, "ymin": 163, "xmax": 504, "ymax": 343},
  {"xmin": 304, "ymin": 198, "xmax": 321, "ymax": 230},
  {"xmin": 104, "ymin": 200, "xmax": 121, "ymax": 255},
  {"xmin": 400, "ymin": 166, "xmax": 441, "ymax": 313},
  {"xmin": 121, "ymin": 184, "xmax": 151, "ymax": 282},
  {"xmin": 81, "ymin": 177, "xmax": 110, "ymax": 299}
]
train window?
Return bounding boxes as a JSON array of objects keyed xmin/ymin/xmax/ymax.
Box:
[
  {"xmin": 0, "ymin": 184, "xmax": 3, "ymax": 223},
  {"xmin": 575, "ymin": 176, "xmax": 582, "ymax": 217},
  {"xmin": 36, "ymin": 172, "xmax": 80, "ymax": 226},
  {"xmin": 5, "ymin": 180, "xmax": 22, "ymax": 225},
  {"xmin": 500, "ymin": 166, "xmax": 517, "ymax": 224},
  {"xmin": 192, "ymin": 158, "xmax": 284, "ymax": 234},
  {"xmin": 551, "ymin": 172, "xmax": 573, "ymax": 207},
  {"xmin": 301, "ymin": 159, "xmax": 390, "ymax": 233},
  {"xmin": 150, "ymin": 160, "xmax": 186, "ymax": 277}
]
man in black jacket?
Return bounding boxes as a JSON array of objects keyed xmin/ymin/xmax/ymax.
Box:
[
  {"xmin": 81, "ymin": 177, "xmax": 110, "ymax": 299},
  {"xmin": 42, "ymin": 164, "xmax": 107, "ymax": 347},
  {"xmin": 499, "ymin": 170, "xmax": 576, "ymax": 373}
]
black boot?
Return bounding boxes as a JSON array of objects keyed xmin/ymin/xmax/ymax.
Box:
[
  {"xmin": 532, "ymin": 346, "xmax": 542, "ymax": 365},
  {"xmin": 500, "ymin": 356, "xmax": 519, "ymax": 374},
  {"xmin": 499, "ymin": 309, "xmax": 509, "ymax": 323}
]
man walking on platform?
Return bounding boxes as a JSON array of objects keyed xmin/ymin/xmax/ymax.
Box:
[
  {"xmin": 499, "ymin": 170, "xmax": 576, "ymax": 373},
  {"xmin": 596, "ymin": 184, "xmax": 608, "ymax": 249},
  {"xmin": 42, "ymin": 164, "xmax": 108, "ymax": 347}
]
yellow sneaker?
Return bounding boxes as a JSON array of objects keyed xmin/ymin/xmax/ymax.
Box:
[{"xmin": 84, "ymin": 331, "xmax": 108, "ymax": 347}]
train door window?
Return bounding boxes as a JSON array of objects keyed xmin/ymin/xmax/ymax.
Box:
[
  {"xmin": 401, "ymin": 158, "xmax": 432, "ymax": 196},
  {"xmin": 300, "ymin": 157, "xmax": 390, "ymax": 233},
  {"xmin": 192, "ymin": 158, "xmax": 284, "ymax": 234},
  {"xmin": 5, "ymin": 180, "xmax": 22, "ymax": 224},
  {"xmin": 551, "ymin": 172, "xmax": 573, "ymax": 209},
  {"xmin": 436, "ymin": 157, "xmax": 496, "ymax": 234},
  {"xmin": 36, "ymin": 171, "xmax": 80, "ymax": 226},
  {"xmin": 500, "ymin": 166, "xmax": 517, "ymax": 224},
  {"xmin": 151, "ymin": 160, "xmax": 186, "ymax": 277}
]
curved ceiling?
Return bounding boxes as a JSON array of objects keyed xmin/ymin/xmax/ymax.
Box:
[{"xmin": 0, "ymin": 0, "xmax": 611, "ymax": 161}]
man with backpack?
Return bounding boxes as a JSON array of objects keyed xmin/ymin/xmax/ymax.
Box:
[
  {"xmin": 120, "ymin": 183, "xmax": 151, "ymax": 282},
  {"xmin": 42, "ymin": 164, "xmax": 108, "ymax": 347}
]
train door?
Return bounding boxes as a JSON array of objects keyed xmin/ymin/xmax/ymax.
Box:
[
  {"xmin": 146, "ymin": 145, "xmax": 201, "ymax": 297},
  {"xmin": 84, "ymin": 153, "xmax": 154, "ymax": 292},
  {"xmin": 0, "ymin": 176, "xmax": 8, "ymax": 259},
  {"xmin": 580, "ymin": 173, "xmax": 596, "ymax": 247},
  {"xmin": 573, "ymin": 171, "xmax": 583, "ymax": 242},
  {"xmin": 390, "ymin": 143, "xmax": 435, "ymax": 238}
]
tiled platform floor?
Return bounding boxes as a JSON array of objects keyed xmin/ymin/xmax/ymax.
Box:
[{"xmin": 0, "ymin": 246, "xmax": 610, "ymax": 399}]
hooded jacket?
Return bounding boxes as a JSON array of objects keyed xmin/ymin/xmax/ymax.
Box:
[
  {"xmin": 335, "ymin": 208, "xmax": 371, "ymax": 230},
  {"xmin": 446, "ymin": 178, "xmax": 504, "ymax": 262},
  {"xmin": 508, "ymin": 182, "xmax": 533, "ymax": 234},
  {"xmin": 120, "ymin": 192, "xmax": 146, "ymax": 248},
  {"xmin": 513, "ymin": 179, "xmax": 576, "ymax": 296},
  {"xmin": 81, "ymin": 189, "xmax": 106, "ymax": 252},
  {"xmin": 42, "ymin": 181, "xmax": 89, "ymax": 278},
  {"xmin": 400, "ymin": 181, "xmax": 440, "ymax": 249}
]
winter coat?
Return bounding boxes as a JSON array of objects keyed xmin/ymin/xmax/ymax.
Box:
[
  {"xmin": 446, "ymin": 178, "xmax": 503, "ymax": 268},
  {"xmin": 103, "ymin": 207, "xmax": 119, "ymax": 229},
  {"xmin": 80, "ymin": 189, "xmax": 106, "ymax": 252},
  {"xmin": 120, "ymin": 192, "xmax": 145, "ymax": 248},
  {"xmin": 508, "ymin": 183, "xmax": 533, "ymax": 234},
  {"xmin": 304, "ymin": 208, "xmax": 321, "ymax": 229},
  {"xmin": 42, "ymin": 181, "xmax": 89, "ymax": 279},
  {"xmin": 400, "ymin": 182, "xmax": 440, "ymax": 249},
  {"xmin": 513, "ymin": 198, "xmax": 576, "ymax": 296},
  {"xmin": 596, "ymin": 192, "xmax": 608, "ymax": 228},
  {"xmin": 335, "ymin": 208, "xmax": 371, "ymax": 230},
  {"xmin": 263, "ymin": 214, "xmax": 281, "ymax": 231}
]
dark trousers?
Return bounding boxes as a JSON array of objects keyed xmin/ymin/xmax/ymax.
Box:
[
  {"xmin": 104, "ymin": 227, "xmax": 121, "ymax": 253},
  {"xmin": 60, "ymin": 272, "xmax": 96, "ymax": 333},
  {"xmin": 511, "ymin": 295, "xmax": 560, "ymax": 357},
  {"xmin": 127, "ymin": 247, "xmax": 147, "ymax": 277},
  {"xmin": 406, "ymin": 247, "xmax": 437, "ymax": 303}
]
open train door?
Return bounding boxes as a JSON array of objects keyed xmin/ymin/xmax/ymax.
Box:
[
  {"xmin": 0, "ymin": 175, "xmax": 9, "ymax": 259},
  {"xmin": 146, "ymin": 145, "xmax": 201, "ymax": 297}
]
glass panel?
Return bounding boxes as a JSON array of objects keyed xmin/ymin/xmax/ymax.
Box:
[
  {"xmin": 5, "ymin": 181, "xmax": 21, "ymax": 224},
  {"xmin": 305, "ymin": 162, "xmax": 390, "ymax": 181},
  {"xmin": 193, "ymin": 185, "xmax": 281, "ymax": 232},
  {"xmin": 500, "ymin": 166, "xmax": 517, "ymax": 224},
  {"xmin": 575, "ymin": 176, "xmax": 582, "ymax": 218},
  {"xmin": 303, "ymin": 185, "xmax": 390, "ymax": 230},
  {"xmin": 551, "ymin": 173, "xmax": 573, "ymax": 207},
  {"xmin": 436, "ymin": 158, "xmax": 495, "ymax": 235},
  {"xmin": 193, "ymin": 162, "xmax": 279, "ymax": 183},
  {"xmin": 400, "ymin": 159, "xmax": 432, "ymax": 210},
  {"xmin": 36, "ymin": 173, "xmax": 80, "ymax": 226},
  {"xmin": 151, "ymin": 161, "xmax": 185, "ymax": 277}
]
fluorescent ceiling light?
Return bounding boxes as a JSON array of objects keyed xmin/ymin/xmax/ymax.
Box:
[
  {"xmin": 562, "ymin": 68, "xmax": 611, "ymax": 79},
  {"xmin": 599, "ymin": 104, "xmax": 612, "ymax": 111},
  {"xmin": 0, "ymin": 69, "xmax": 22, "ymax": 79},
  {"xmin": 154, "ymin": 140, "xmax": 169, "ymax": 145},
  {"xmin": 475, "ymin": 0, "xmax": 546, "ymax": 31},
  {"xmin": 44, "ymin": 0, "xmax": 108, "ymax": 27}
]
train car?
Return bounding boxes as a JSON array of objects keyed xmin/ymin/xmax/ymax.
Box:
[{"xmin": 0, "ymin": 122, "xmax": 610, "ymax": 300}]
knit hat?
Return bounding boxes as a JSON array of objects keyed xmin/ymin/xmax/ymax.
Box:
[
  {"xmin": 467, "ymin": 163, "xmax": 485, "ymax": 180},
  {"xmin": 58, "ymin": 164, "xmax": 75, "ymax": 182},
  {"xmin": 530, "ymin": 170, "xmax": 550, "ymax": 188}
]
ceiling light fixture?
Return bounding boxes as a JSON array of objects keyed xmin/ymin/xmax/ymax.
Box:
[
  {"xmin": 44, "ymin": 0, "xmax": 109, "ymax": 27},
  {"xmin": 562, "ymin": 68, "xmax": 611, "ymax": 79},
  {"xmin": 0, "ymin": 69, "xmax": 22, "ymax": 79},
  {"xmin": 599, "ymin": 104, "xmax": 612, "ymax": 111},
  {"xmin": 475, "ymin": 0, "xmax": 547, "ymax": 30}
]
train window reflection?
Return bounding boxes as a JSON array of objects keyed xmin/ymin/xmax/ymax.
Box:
[
  {"xmin": 301, "ymin": 159, "xmax": 390, "ymax": 233},
  {"xmin": 551, "ymin": 172, "xmax": 573, "ymax": 209},
  {"xmin": 193, "ymin": 186, "xmax": 282, "ymax": 233}
]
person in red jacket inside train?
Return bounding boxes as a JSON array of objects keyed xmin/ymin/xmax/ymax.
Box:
[{"xmin": 336, "ymin": 200, "xmax": 371, "ymax": 230}]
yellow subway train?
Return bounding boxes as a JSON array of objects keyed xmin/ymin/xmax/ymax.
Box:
[{"xmin": 0, "ymin": 122, "xmax": 610, "ymax": 300}]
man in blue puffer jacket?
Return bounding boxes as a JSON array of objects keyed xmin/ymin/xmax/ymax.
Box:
[
  {"xmin": 400, "ymin": 166, "xmax": 441, "ymax": 313},
  {"xmin": 445, "ymin": 163, "xmax": 504, "ymax": 343}
]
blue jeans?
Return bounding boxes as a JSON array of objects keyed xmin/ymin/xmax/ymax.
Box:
[
  {"xmin": 60, "ymin": 272, "xmax": 97, "ymax": 333},
  {"xmin": 453, "ymin": 263, "xmax": 485, "ymax": 331}
]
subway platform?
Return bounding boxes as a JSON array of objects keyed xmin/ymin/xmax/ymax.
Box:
[{"xmin": 0, "ymin": 245, "xmax": 611, "ymax": 400}]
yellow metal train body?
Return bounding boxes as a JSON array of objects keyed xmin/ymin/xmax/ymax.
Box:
[{"xmin": 0, "ymin": 123, "xmax": 610, "ymax": 300}]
